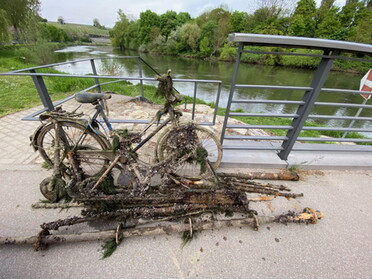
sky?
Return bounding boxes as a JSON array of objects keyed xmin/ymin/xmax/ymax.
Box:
[{"xmin": 39, "ymin": 0, "xmax": 346, "ymax": 28}]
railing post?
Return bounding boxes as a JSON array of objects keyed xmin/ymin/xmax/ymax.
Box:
[
  {"xmin": 30, "ymin": 70, "xmax": 54, "ymax": 111},
  {"xmin": 212, "ymin": 82, "xmax": 222, "ymax": 125},
  {"xmin": 90, "ymin": 59, "xmax": 101, "ymax": 93},
  {"xmin": 192, "ymin": 82, "xmax": 197, "ymax": 120},
  {"xmin": 220, "ymin": 42, "xmax": 243, "ymax": 144},
  {"xmin": 138, "ymin": 57, "xmax": 144, "ymax": 97},
  {"xmin": 278, "ymin": 50, "xmax": 339, "ymax": 160}
]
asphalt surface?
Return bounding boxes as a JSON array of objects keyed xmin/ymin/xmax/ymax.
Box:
[{"xmin": 0, "ymin": 165, "xmax": 371, "ymax": 279}]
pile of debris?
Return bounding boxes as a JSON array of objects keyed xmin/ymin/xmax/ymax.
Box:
[
  {"xmin": 0, "ymin": 71, "xmax": 323, "ymax": 255},
  {"xmin": 0, "ymin": 170, "xmax": 323, "ymax": 254}
]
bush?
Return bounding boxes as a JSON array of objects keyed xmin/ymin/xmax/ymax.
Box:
[
  {"xmin": 219, "ymin": 43, "xmax": 236, "ymax": 61},
  {"xmin": 199, "ymin": 37, "xmax": 212, "ymax": 58},
  {"xmin": 40, "ymin": 24, "xmax": 70, "ymax": 42},
  {"xmin": 15, "ymin": 41, "xmax": 55, "ymax": 65},
  {"xmin": 281, "ymin": 49, "xmax": 321, "ymax": 69}
]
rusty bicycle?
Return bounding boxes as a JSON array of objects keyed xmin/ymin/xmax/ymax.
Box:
[{"xmin": 30, "ymin": 72, "xmax": 223, "ymax": 201}]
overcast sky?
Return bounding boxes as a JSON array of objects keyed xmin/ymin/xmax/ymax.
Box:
[{"xmin": 39, "ymin": 0, "xmax": 346, "ymax": 28}]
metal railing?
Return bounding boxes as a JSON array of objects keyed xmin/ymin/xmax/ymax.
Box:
[
  {"xmin": 0, "ymin": 56, "xmax": 222, "ymax": 125},
  {"xmin": 221, "ymin": 33, "xmax": 372, "ymax": 160},
  {"xmin": 1, "ymin": 36, "xmax": 372, "ymax": 160}
]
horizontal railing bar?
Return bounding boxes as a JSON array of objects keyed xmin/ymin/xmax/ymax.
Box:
[
  {"xmin": 235, "ymin": 84, "xmax": 312, "ymax": 91},
  {"xmin": 224, "ymin": 135, "xmax": 287, "ymax": 140},
  {"xmin": 222, "ymin": 144, "xmax": 372, "ymax": 152},
  {"xmin": 241, "ymin": 50, "xmax": 372, "ymax": 63},
  {"xmin": 321, "ymin": 88, "xmax": 372, "ymax": 95},
  {"xmin": 232, "ymin": 85, "xmax": 372, "ymax": 96},
  {"xmin": 173, "ymin": 78, "xmax": 222, "ymax": 83},
  {"xmin": 22, "ymin": 116, "xmax": 40, "ymax": 121},
  {"xmin": 0, "ymin": 72, "xmax": 155, "ymax": 80},
  {"xmin": 231, "ymin": 99, "xmax": 305, "ymax": 105},
  {"xmin": 101, "ymin": 119, "xmax": 213, "ymax": 126},
  {"xmin": 314, "ymin": 102, "xmax": 372, "ymax": 109},
  {"xmin": 302, "ymin": 126, "xmax": 372, "ymax": 133},
  {"xmin": 226, "ymin": 125, "xmax": 372, "ymax": 133},
  {"xmin": 291, "ymin": 146, "xmax": 372, "ymax": 152},
  {"xmin": 0, "ymin": 72, "xmax": 222, "ymax": 84},
  {"xmin": 308, "ymin": 115, "xmax": 372, "ymax": 121},
  {"xmin": 23, "ymin": 112, "xmax": 213, "ymax": 126},
  {"xmin": 297, "ymin": 137, "xmax": 372, "ymax": 142},
  {"xmin": 226, "ymin": 124, "xmax": 293, "ymax": 130},
  {"xmin": 223, "ymin": 145, "xmax": 282, "ymax": 150},
  {"xmin": 21, "ymin": 95, "xmax": 76, "ymax": 121},
  {"xmin": 231, "ymin": 100, "xmax": 371, "ymax": 108},
  {"xmin": 229, "ymin": 112, "xmax": 299, "ymax": 118},
  {"xmin": 10, "ymin": 56, "xmax": 141, "ymax": 73}
]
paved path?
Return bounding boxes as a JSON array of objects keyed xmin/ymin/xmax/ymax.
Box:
[{"xmin": 0, "ymin": 107, "xmax": 41, "ymax": 166}]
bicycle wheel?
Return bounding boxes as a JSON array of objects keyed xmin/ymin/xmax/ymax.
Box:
[
  {"xmin": 156, "ymin": 124, "xmax": 223, "ymax": 179},
  {"xmin": 36, "ymin": 121, "xmax": 110, "ymax": 177}
]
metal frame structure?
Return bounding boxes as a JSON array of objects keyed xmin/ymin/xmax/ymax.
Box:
[
  {"xmin": 0, "ymin": 56, "xmax": 222, "ymax": 125},
  {"xmin": 221, "ymin": 33, "xmax": 372, "ymax": 160}
]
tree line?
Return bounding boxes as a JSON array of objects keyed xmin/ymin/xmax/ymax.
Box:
[{"xmin": 110, "ymin": 0, "xmax": 372, "ymax": 59}]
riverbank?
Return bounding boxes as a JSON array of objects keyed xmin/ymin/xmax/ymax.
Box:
[{"xmin": 138, "ymin": 44, "xmax": 370, "ymax": 75}]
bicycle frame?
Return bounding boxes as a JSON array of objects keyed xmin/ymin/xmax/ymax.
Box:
[{"xmin": 69, "ymin": 100, "xmax": 179, "ymax": 162}]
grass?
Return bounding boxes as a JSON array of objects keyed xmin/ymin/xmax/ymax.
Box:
[
  {"xmin": 47, "ymin": 22, "xmax": 110, "ymax": 37},
  {"xmin": 0, "ymin": 47, "xmax": 144, "ymax": 116}
]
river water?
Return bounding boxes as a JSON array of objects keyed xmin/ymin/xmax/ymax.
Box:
[{"xmin": 54, "ymin": 45, "xmax": 371, "ymax": 135}]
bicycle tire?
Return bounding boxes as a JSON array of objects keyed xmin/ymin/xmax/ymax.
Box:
[
  {"xmin": 156, "ymin": 124, "xmax": 223, "ymax": 179},
  {"xmin": 36, "ymin": 121, "xmax": 110, "ymax": 177}
]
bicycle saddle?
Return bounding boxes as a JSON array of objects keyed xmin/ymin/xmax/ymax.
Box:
[{"xmin": 75, "ymin": 92, "xmax": 111, "ymax": 104}]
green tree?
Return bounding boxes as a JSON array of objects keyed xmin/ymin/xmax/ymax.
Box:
[
  {"xmin": 138, "ymin": 10, "xmax": 160, "ymax": 45},
  {"xmin": 163, "ymin": 27, "xmax": 182, "ymax": 53},
  {"xmin": 0, "ymin": 9, "xmax": 10, "ymax": 42},
  {"xmin": 250, "ymin": 6, "xmax": 290, "ymax": 34},
  {"xmin": 316, "ymin": 0, "xmax": 336, "ymax": 25},
  {"xmin": 40, "ymin": 23, "xmax": 69, "ymax": 42},
  {"xmin": 110, "ymin": 10, "xmax": 140, "ymax": 50},
  {"xmin": 160, "ymin": 11, "xmax": 178, "ymax": 39},
  {"xmin": 288, "ymin": 0, "xmax": 317, "ymax": 37},
  {"xmin": 179, "ymin": 22, "xmax": 201, "ymax": 53},
  {"xmin": 315, "ymin": 7, "xmax": 341, "ymax": 38},
  {"xmin": 347, "ymin": 2, "xmax": 372, "ymax": 43},
  {"xmin": 110, "ymin": 10, "xmax": 129, "ymax": 50},
  {"xmin": 176, "ymin": 12, "xmax": 191, "ymax": 26},
  {"xmin": 159, "ymin": 11, "xmax": 191, "ymax": 40},
  {"xmin": 93, "ymin": 18, "xmax": 101, "ymax": 28},
  {"xmin": 197, "ymin": 7, "xmax": 231, "ymax": 56},
  {"xmin": 0, "ymin": 0, "xmax": 40, "ymax": 41},
  {"xmin": 230, "ymin": 11, "xmax": 250, "ymax": 33},
  {"xmin": 199, "ymin": 37, "xmax": 212, "ymax": 57},
  {"xmin": 339, "ymin": 0, "xmax": 362, "ymax": 27},
  {"xmin": 199, "ymin": 20, "xmax": 217, "ymax": 57},
  {"xmin": 57, "ymin": 16, "xmax": 65, "ymax": 24}
]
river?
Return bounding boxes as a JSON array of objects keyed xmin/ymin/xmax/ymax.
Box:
[{"xmin": 54, "ymin": 45, "xmax": 371, "ymax": 136}]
